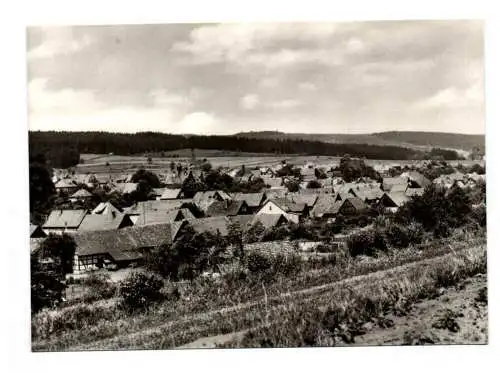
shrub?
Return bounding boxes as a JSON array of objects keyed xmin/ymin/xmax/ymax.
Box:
[
  {"xmin": 119, "ymin": 272, "xmax": 164, "ymax": 312},
  {"xmin": 347, "ymin": 229, "xmax": 387, "ymax": 257},
  {"xmin": 80, "ymin": 272, "xmax": 117, "ymax": 302},
  {"xmin": 246, "ymin": 251, "xmax": 272, "ymax": 274}
]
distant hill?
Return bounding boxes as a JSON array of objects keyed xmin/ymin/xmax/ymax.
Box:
[{"xmin": 235, "ymin": 131, "xmax": 485, "ymax": 153}]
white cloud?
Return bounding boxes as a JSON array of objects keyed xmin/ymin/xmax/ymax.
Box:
[
  {"xmin": 414, "ymin": 83, "xmax": 483, "ymax": 110},
  {"xmin": 239, "ymin": 94, "xmax": 260, "ymax": 110},
  {"xmin": 345, "ymin": 37, "xmax": 365, "ymax": 54},
  {"xmin": 259, "ymin": 77, "xmax": 279, "ymax": 89},
  {"xmin": 28, "ymin": 27, "xmax": 92, "ymax": 60},
  {"xmin": 298, "ymin": 82, "xmax": 318, "ymax": 91},
  {"xmin": 150, "ymin": 89, "xmax": 190, "ymax": 108},
  {"xmin": 268, "ymin": 99, "xmax": 302, "ymax": 109},
  {"xmin": 177, "ymin": 112, "xmax": 220, "ymax": 134}
]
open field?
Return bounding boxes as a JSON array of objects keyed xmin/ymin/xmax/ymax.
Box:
[
  {"xmin": 32, "ymin": 235, "xmax": 486, "ymax": 351},
  {"xmin": 76, "ymin": 152, "xmax": 485, "ymax": 175}
]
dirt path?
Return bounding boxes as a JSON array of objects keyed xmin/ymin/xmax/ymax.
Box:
[
  {"xmin": 353, "ymin": 273, "xmax": 488, "ymax": 346},
  {"xmin": 67, "ymin": 244, "xmax": 483, "ymax": 351}
]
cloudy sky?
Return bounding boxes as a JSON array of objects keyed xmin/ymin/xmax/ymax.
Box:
[{"xmin": 27, "ymin": 21, "xmax": 484, "ymax": 135}]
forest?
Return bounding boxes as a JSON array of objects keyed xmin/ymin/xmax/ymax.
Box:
[{"xmin": 29, "ymin": 131, "xmax": 464, "ymax": 169}]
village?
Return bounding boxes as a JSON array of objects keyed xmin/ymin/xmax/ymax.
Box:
[{"xmin": 30, "ymin": 154, "xmax": 486, "ymax": 278}]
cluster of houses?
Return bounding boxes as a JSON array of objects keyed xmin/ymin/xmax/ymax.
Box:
[{"xmin": 33, "ymin": 163, "xmax": 485, "ymax": 275}]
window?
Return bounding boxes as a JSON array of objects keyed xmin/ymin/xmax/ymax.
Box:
[{"xmin": 269, "ymin": 205, "xmax": 272, "ymax": 211}]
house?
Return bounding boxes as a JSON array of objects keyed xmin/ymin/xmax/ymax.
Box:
[
  {"xmin": 193, "ymin": 190, "xmax": 232, "ymax": 212},
  {"xmin": 116, "ymin": 182, "xmax": 138, "ymax": 195},
  {"xmin": 382, "ymin": 177, "xmax": 408, "ymax": 192},
  {"xmin": 92, "ymin": 202, "xmax": 122, "ymax": 215},
  {"xmin": 301, "ymin": 167, "xmax": 316, "ymax": 182},
  {"xmin": 231, "ymin": 192, "xmax": 266, "ymax": 213},
  {"xmin": 335, "ymin": 197, "xmax": 368, "ymax": 215},
  {"xmin": 43, "ymin": 209, "xmax": 87, "ymax": 234},
  {"xmin": 407, "ymin": 171, "xmax": 431, "ymax": 189},
  {"xmin": 135, "ymin": 208, "xmax": 195, "ymax": 226},
  {"xmin": 256, "ymin": 199, "xmax": 308, "ymax": 224},
  {"xmin": 351, "ymin": 186, "xmax": 384, "ymax": 204},
  {"xmin": 206, "ymin": 200, "xmax": 250, "ymax": 217},
  {"xmin": 70, "ymin": 222, "xmax": 185, "ymax": 274},
  {"xmin": 124, "ymin": 199, "xmax": 194, "ymax": 224},
  {"xmin": 310, "ymin": 194, "xmax": 339, "ymax": 219},
  {"xmin": 262, "ymin": 177, "xmax": 282, "ymax": 189},
  {"xmin": 251, "ymin": 213, "xmax": 289, "ymax": 229},
  {"xmin": 227, "ymin": 214, "xmax": 256, "ymax": 232},
  {"xmin": 285, "ymin": 192, "xmax": 318, "ymax": 209},
  {"xmin": 78, "ymin": 203, "xmax": 132, "ymax": 232},
  {"xmin": 30, "ymin": 224, "xmax": 47, "ymax": 238},
  {"xmin": 405, "ymin": 188, "xmax": 425, "ymax": 198},
  {"xmin": 151, "ymin": 188, "xmax": 166, "ymax": 200},
  {"xmin": 185, "ymin": 216, "xmax": 232, "ymax": 237},
  {"xmin": 54, "ymin": 179, "xmax": 78, "ymax": 194},
  {"xmin": 159, "ymin": 188, "xmax": 183, "ymax": 200},
  {"xmin": 378, "ymin": 192, "xmax": 410, "ymax": 213},
  {"xmin": 69, "ymin": 188, "xmax": 93, "ymax": 203}
]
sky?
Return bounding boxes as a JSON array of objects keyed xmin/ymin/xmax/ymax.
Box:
[{"xmin": 26, "ymin": 20, "xmax": 485, "ymax": 135}]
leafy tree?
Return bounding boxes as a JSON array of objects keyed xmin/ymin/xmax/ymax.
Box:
[
  {"xmin": 35, "ymin": 233, "xmax": 76, "ymax": 276},
  {"xmin": 31, "ymin": 252, "xmax": 65, "ymax": 313},
  {"xmin": 119, "ymin": 272, "xmax": 164, "ymax": 312},
  {"xmin": 29, "ymin": 154, "xmax": 55, "ymax": 224},
  {"xmin": 131, "ymin": 168, "xmax": 161, "ymax": 188},
  {"xmin": 244, "ymin": 221, "xmax": 266, "ymax": 243},
  {"xmin": 286, "ymin": 180, "xmax": 301, "ymax": 192},
  {"xmin": 169, "ymin": 161, "xmax": 175, "ymax": 172},
  {"xmin": 201, "ymin": 162, "xmax": 213, "ymax": 172},
  {"xmin": 307, "ymin": 180, "xmax": 322, "ymax": 189},
  {"xmin": 147, "ymin": 156, "xmax": 153, "ymax": 164},
  {"xmin": 228, "ymin": 220, "xmax": 245, "ymax": 258}
]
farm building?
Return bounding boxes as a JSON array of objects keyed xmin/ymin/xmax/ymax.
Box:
[
  {"xmin": 310, "ymin": 194, "xmax": 338, "ymax": 219},
  {"xmin": 54, "ymin": 179, "xmax": 78, "ymax": 194},
  {"xmin": 69, "ymin": 188, "xmax": 93, "ymax": 203},
  {"xmin": 78, "ymin": 208, "xmax": 133, "ymax": 232},
  {"xmin": 43, "ymin": 209, "xmax": 87, "ymax": 234},
  {"xmin": 256, "ymin": 199, "xmax": 308, "ymax": 224},
  {"xmin": 124, "ymin": 199, "xmax": 195, "ymax": 224},
  {"xmin": 284, "ymin": 192, "xmax": 318, "ymax": 208},
  {"xmin": 407, "ymin": 171, "xmax": 431, "ymax": 189},
  {"xmin": 70, "ymin": 222, "xmax": 185, "ymax": 274},
  {"xmin": 193, "ymin": 190, "xmax": 232, "ymax": 212},
  {"xmin": 115, "ymin": 182, "xmax": 138, "ymax": 195},
  {"xmin": 134, "ymin": 208, "xmax": 195, "ymax": 226},
  {"xmin": 206, "ymin": 200, "xmax": 250, "ymax": 217},
  {"xmin": 230, "ymin": 192, "xmax": 266, "ymax": 212},
  {"xmin": 251, "ymin": 213, "xmax": 289, "ymax": 229},
  {"xmin": 382, "ymin": 177, "xmax": 408, "ymax": 192},
  {"xmin": 185, "ymin": 216, "xmax": 232, "ymax": 237},
  {"xmin": 378, "ymin": 192, "xmax": 410, "ymax": 213},
  {"xmin": 335, "ymin": 197, "xmax": 368, "ymax": 215},
  {"xmin": 159, "ymin": 188, "xmax": 183, "ymax": 200}
]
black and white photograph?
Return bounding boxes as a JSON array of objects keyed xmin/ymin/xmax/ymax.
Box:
[{"xmin": 27, "ymin": 20, "xmax": 487, "ymax": 352}]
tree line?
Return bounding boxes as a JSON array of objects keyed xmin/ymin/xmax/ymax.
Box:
[{"xmin": 29, "ymin": 131, "xmax": 463, "ymax": 168}]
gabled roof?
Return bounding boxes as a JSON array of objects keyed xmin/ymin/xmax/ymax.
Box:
[
  {"xmin": 92, "ymin": 202, "xmax": 122, "ymax": 215},
  {"xmin": 408, "ymin": 171, "xmax": 431, "ymax": 188},
  {"xmin": 186, "ymin": 216, "xmax": 231, "ymax": 236},
  {"xmin": 78, "ymin": 211, "xmax": 131, "ymax": 231},
  {"xmin": 311, "ymin": 194, "xmax": 338, "ymax": 217},
  {"xmin": 72, "ymin": 222, "xmax": 181, "ymax": 257},
  {"xmin": 193, "ymin": 190, "xmax": 232, "ymax": 212},
  {"xmin": 262, "ymin": 177, "xmax": 282, "ymax": 188},
  {"xmin": 251, "ymin": 213, "xmax": 288, "ymax": 229},
  {"xmin": 341, "ymin": 197, "xmax": 368, "ymax": 212},
  {"xmin": 124, "ymin": 199, "xmax": 193, "ymax": 215},
  {"xmin": 30, "ymin": 224, "xmax": 47, "ymax": 238},
  {"xmin": 117, "ymin": 182, "xmax": 138, "ymax": 194},
  {"xmin": 160, "ymin": 188, "xmax": 182, "ymax": 200},
  {"xmin": 389, "ymin": 183, "xmax": 408, "ymax": 193},
  {"xmin": 264, "ymin": 188, "xmax": 288, "ymax": 200},
  {"xmin": 135, "ymin": 208, "xmax": 195, "ymax": 226},
  {"xmin": 285, "ymin": 192, "xmax": 318, "ymax": 208},
  {"xmin": 206, "ymin": 200, "xmax": 248, "ymax": 217},
  {"xmin": 381, "ymin": 192, "xmax": 410, "ymax": 207},
  {"xmin": 231, "ymin": 192, "xmax": 265, "ymax": 208},
  {"xmin": 228, "ymin": 214, "xmax": 255, "ymax": 231},
  {"xmin": 269, "ymin": 198, "xmax": 307, "ymax": 213},
  {"xmin": 152, "ymin": 188, "xmax": 166, "ymax": 197},
  {"xmin": 70, "ymin": 189, "xmax": 93, "ymax": 198},
  {"xmin": 382, "ymin": 177, "xmax": 408, "ymax": 191},
  {"xmin": 43, "ymin": 209, "xmax": 87, "ymax": 229}
]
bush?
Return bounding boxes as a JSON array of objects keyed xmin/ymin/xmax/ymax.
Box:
[
  {"xmin": 385, "ymin": 223, "xmax": 424, "ymax": 248},
  {"xmin": 246, "ymin": 251, "xmax": 272, "ymax": 274},
  {"xmin": 119, "ymin": 272, "xmax": 164, "ymax": 312},
  {"xmin": 347, "ymin": 229, "xmax": 387, "ymax": 257},
  {"xmin": 79, "ymin": 272, "xmax": 117, "ymax": 302}
]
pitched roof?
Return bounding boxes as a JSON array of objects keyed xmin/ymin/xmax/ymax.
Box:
[
  {"xmin": 43, "ymin": 209, "xmax": 87, "ymax": 229},
  {"xmin": 382, "ymin": 177, "xmax": 408, "ymax": 191},
  {"xmin": 311, "ymin": 194, "xmax": 338, "ymax": 217},
  {"xmin": 70, "ymin": 189, "xmax": 93, "ymax": 198},
  {"xmin": 71, "ymin": 222, "xmax": 181, "ymax": 257},
  {"xmin": 231, "ymin": 192, "xmax": 265, "ymax": 208},
  {"xmin": 264, "ymin": 188, "xmax": 288, "ymax": 200},
  {"xmin": 54, "ymin": 179, "xmax": 77, "ymax": 189},
  {"xmin": 152, "ymin": 188, "xmax": 166, "ymax": 197},
  {"xmin": 262, "ymin": 177, "xmax": 282, "ymax": 188},
  {"xmin": 405, "ymin": 188, "xmax": 425, "ymax": 197},
  {"xmin": 78, "ymin": 211, "xmax": 130, "ymax": 231},
  {"xmin": 270, "ymin": 198, "xmax": 306, "ymax": 213},
  {"xmin": 251, "ymin": 214, "xmax": 288, "ymax": 229},
  {"xmin": 160, "ymin": 188, "xmax": 182, "ymax": 200},
  {"xmin": 186, "ymin": 217, "xmax": 231, "ymax": 236},
  {"xmin": 342, "ymin": 197, "xmax": 367, "ymax": 211},
  {"xmin": 135, "ymin": 208, "xmax": 195, "ymax": 226},
  {"xmin": 285, "ymin": 192, "xmax": 318, "ymax": 207},
  {"xmin": 206, "ymin": 200, "xmax": 247, "ymax": 217},
  {"xmin": 30, "ymin": 224, "xmax": 47, "ymax": 238},
  {"xmin": 92, "ymin": 202, "xmax": 122, "ymax": 215},
  {"xmin": 117, "ymin": 182, "xmax": 138, "ymax": 194},
  {"xmin": 228, "ymin": 214, "xmax": 255, "ymax": 231},
  {"xmin": 382, "ymin": 192, "xmax": 410, "ymax": 207},
  {"xmin": 124, "ymin": 199, "xmax": 192, "ymax": 215},
  {"xmin": 193, "ymin": 190, "xmax": 232, "ymax": 212},
  {"xmin": 407, "ymin": 171, "xmax": 431, "ymax": 188}
]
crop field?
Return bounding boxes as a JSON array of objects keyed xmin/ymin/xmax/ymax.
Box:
[
  {"xmin": 31, "ymin": 233, "xmax": 486, "ymax": 351},
  {"xmin": 76, "ymin": 152, "xmax": 484, "ymax": 176}
]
